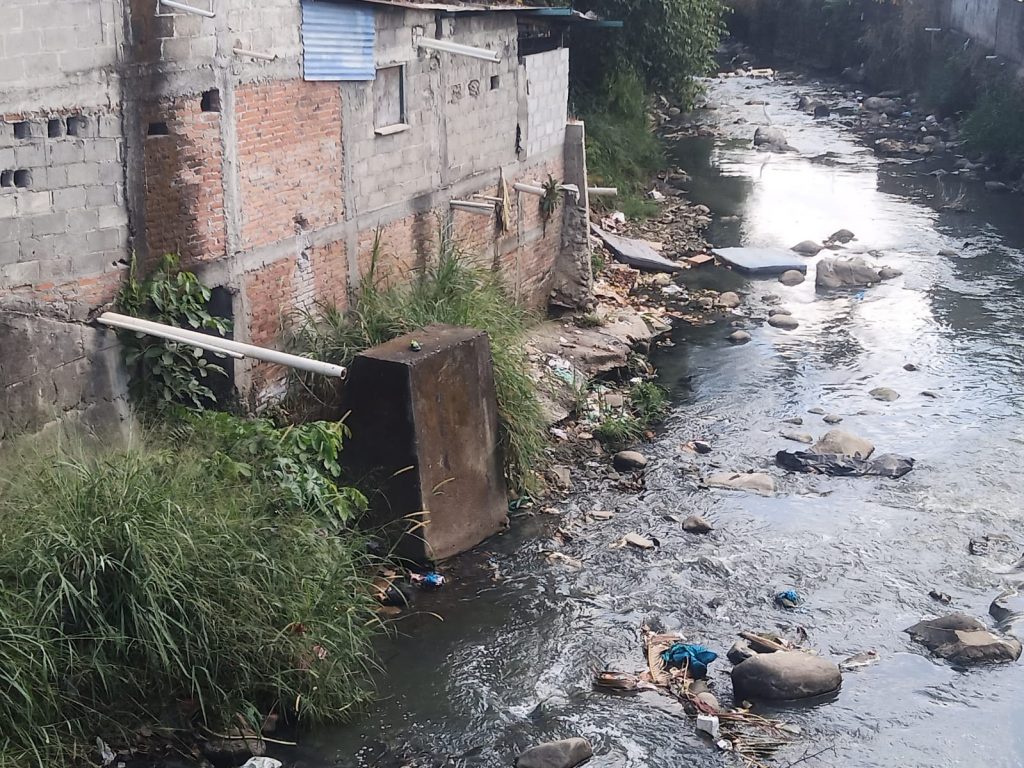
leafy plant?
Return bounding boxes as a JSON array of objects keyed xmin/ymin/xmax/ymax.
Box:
[
  {"xmin": 574, "ymin": 312, "xmax": 606, "ymax": 329},
  {"xmin": 0, "ymin": 435, "xmax": 381, "ymax": 768},
  {"xmin": 165, "ymin": 411, "xmax": 368, "ymax": 528},
  {"xmin": 118, "ymin": 254, "xmax": 231, "ymax": 411},
  {"xmin": 540, "ymin": 174, "xmax": 562, "ymax": 230},
  {"xmin": 630, "ymin": 380, "xmax": 668, "ymax": 421},
  {"xmin": 594, "ymin": 412, "xmax": 646, "ymax": 444},
  {"xmin": 287, "ymin": 228, "xmax": 547, "ymax": 493},
  {"xmin": 964, "ymin": 82, "xmax": 1024, "ymax": 163}
]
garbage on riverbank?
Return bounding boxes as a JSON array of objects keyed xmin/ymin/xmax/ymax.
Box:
[{"xmin": 776, "ymin": 450, "xmax": 916, "ymax": 478}]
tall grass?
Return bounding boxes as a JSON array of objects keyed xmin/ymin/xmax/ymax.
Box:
[
  {"xmin": 964, "ymin": 82, "xmax": 1024, "ymax": 164},
  {"xmin": 287, "ymin": 229, "xmax": 547, "ymax": 494},
  {"xmin": 0, "ymin": 437, "xmax": 380, "ymax": 767}
]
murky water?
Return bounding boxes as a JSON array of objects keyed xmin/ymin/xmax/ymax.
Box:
[{"xmin": 303, "ymin": 75, "xmax": 1024, "ymax": 768}]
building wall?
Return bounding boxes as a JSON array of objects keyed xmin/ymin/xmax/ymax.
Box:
[{"xmin": 0, "ymin": 0, "xmax": 579, "ymax": 437}]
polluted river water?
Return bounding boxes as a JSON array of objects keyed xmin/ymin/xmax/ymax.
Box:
[{"xmin": 304, "ymin": 74, "xmax": 1024, "ymax": 767}]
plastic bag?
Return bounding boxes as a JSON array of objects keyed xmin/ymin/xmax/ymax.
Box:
[{"xmin": 775, "ymin": 451, "xmax": 914, "ymax": 478}]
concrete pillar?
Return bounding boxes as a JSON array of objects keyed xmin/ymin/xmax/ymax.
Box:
[
  {"xmin": 342, "ymin": 324, "xmax": 509, "ymax": 561},
  {"xmin": 549, "ymin": 121, "xmax": 593, "ymax": 310}
]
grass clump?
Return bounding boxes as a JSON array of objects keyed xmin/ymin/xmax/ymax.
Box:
[
  {"xmin": 0, "ymin": 433, "xmax": 380, "ymax": 767},
  {"xmin": 963, "ymin": 82, "xmax": 1024, "ymax": 164},
  {"xmin": 574, "ymin": 312, "xmax": 607, "ymax": 329},
  {"xmin": 594, "ymin": 413, "xmax": 646, "ymax": 445},
  {"xmin": 590, "ymin": 380, "xmax": 668, "ymax": 447},
  {"xmin": 576, "ymin": 68, "xmax": 664, "ymax": 221},
  {"xmin": 629, "ymin": 380, "xmax": 668, "ymax": 422},
  {"xmin": 288, "ymin": 230, "xmax": 546, "ymax": 494}
]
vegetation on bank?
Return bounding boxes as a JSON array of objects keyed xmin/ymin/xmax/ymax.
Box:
[
  {"xmin": 0, "ymin": 428, "xmax": 380, "ymax": 768},
  {"xmin": 571, "ymin": 0, "xmax": 726, "ymax": 217},
  {"xmin": 287, "ymin": 230, "xmax": 547, "ymax": 494}
]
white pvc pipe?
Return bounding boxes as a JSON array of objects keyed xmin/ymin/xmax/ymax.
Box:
[
  {"xmin": 159, "ymin": 0, "xmax": 215, "ymax": 18},
  {"xmin": 450, "ymin": 199, "xmax": 495, "ymax": 214},
  {"xmin": 110, "ymin": 320, "xmax": 245, "ymax": 359},
  {"xmin": 513, "ymin": 183, "xmax": 545, "ymax": 196},
  {"xmin": 416, "ymin": 37, "xmax": 501, "ymax": 63},
  {"xmin": 232, "ymin": 47, "xmax": 277, "ymax": 61},
  {"xmin": 98, "ymin": 312, "xmax": 346, "ymax": 378},
  {"xmin": 588, "ymin": 186, "xmax": 619, "ymax": 197}
]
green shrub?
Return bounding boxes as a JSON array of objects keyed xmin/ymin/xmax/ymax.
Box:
[
  {"xmin": 594, "ymin": 413, "xmax": 646, "ymax": 445},
  {"xmin": 629, "ymin": 380, "xmax": 668, "ymax": 422},
  {"xmin": 288, "ymin": 230, "xmax": 546, "ymax": 494},
  {"xmin": 964, "ymin": 82, "xmax": 1024, "ymax": 162},
  {"xmin": 0, "ymin": 435, "xmax": 380, "ymax": 767}
]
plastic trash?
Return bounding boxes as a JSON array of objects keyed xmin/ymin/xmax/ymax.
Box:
[
  {"xmin": 96, "ymin": 737, "xmax": 115, "ymax": 767},
  {"xmin": 409, "ymin": 340, "xmax": 422, "ymax": 351},
  {"xmin": 410, "ymin": 571, "xmax": 446, "ymax": 589},
  {"xmin": 775, "ymin": 450, "xmax": 915, "ymax": 478},
  {"xmin": 696, "ymin": 714, "xmax": 721, "ymax": 738},
  {"xmin": 660, "ymin": 642, "xmax": 718, "ymax": 677},
  {"xmin": 775, "ymin": 589, "xmax": 802, "ymax": 609},
  {"xmin": 240, "ymin": 759, "xmax": 283, "ymax": 768}
]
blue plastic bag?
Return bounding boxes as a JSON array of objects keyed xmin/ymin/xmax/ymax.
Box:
[{"xmin": 660, "ymin": 642, "xmax": 718, "ymax": 678}]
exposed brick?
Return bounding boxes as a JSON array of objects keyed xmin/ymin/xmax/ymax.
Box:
[{"xmin": 236, "ymin": 80, "xmax": 343, "ymax": 250}]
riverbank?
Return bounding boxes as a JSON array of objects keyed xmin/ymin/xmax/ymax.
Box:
[{"xmin": 299, "ymin": 63, "xmax": 1024, "ymax": 768}]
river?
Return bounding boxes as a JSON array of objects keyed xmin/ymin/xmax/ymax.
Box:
[{"xmin": 302, "ymin": 73, "xmax": 1024, "ymax": 768}]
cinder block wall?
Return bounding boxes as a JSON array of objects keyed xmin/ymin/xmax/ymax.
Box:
[{"xmin": 1, "ymin": 0, "xmax": 579, "ymax": 431}]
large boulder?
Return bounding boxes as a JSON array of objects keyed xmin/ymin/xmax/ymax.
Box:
[
  {"xmin": 812, "ymin": 429, "xmax": 874, "ymax": 458},
  {"xmin": 816, "ymin": 257, "xmax": 882, "ymax": 290},
  {"xmin": 516, "ymin": 738, "xmax": 594, "ymax": 768},
  {"xmin": 613, "ymin": 451, "xmax": 648, "ymax": 471},
  {"xmin": 707, "ymin": 471, "xmax": 775, "ymax": 494},
  {"xmin": 768, "ymin": 314, "xmax": 799, "ymax": 330},
  {"xmin": 905, "ymin": 613, "xmax": 1022, "ymax": 664},
  {"xmin": 718, "ymin": 291, "xmax": 742, "ymax": 308},
  {"xmin": 731, "ymin": 651, "xmax": 842, "ymax": 700},
  {"xmin": 753, "ymin": 126, "xmax": 793, "ymax": 151}
]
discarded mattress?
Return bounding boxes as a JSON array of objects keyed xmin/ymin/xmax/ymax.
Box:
[
  {"xmin": 713, "ymin": 247, "xmax": 809, "ymax": 276},
  {"xmin": 591, "ymin": 224, "xmax": 683, "ymax": 273},
  {"xmin": 775, "ymin": 450, "xmax": 915, "ymax": 478}
]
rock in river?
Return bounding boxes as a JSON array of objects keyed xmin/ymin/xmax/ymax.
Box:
[
  {"xmin": 613, "ymin": 450, "xmax": 648, "ymax": 471},
  {"xmin": 728, "ymin": 330, "xmax": 751, "ymax": 344},
  {"xmin": 707, "ymin": 471, "xmax": 775, "ymax": 494},
  {"xmin": 822, "ymin": 414, "xmax": 843, "ymax": 424},
  {"xmin": 718, "ymin": 291, "xmax": 742, "ymax": 308},
  {"xmin": 768, "ymin": 314, "xmax": 799, "ymax": 330},
  {"xmin": 778, "ymin": 269, "xmax": 805, "ymax": 286},
  {"xmin": 905, "ymin": 613, "xmax": 1022, "ymax": 664},
  {"xmin": 791, "ymin": 240, "xmax": 823, "ymax": 256},
  {"xmin": 516, "ymin": 738, "xmax": 594, "ymax": 768},
  {"xmin": 753, "ymin": 126, "xmax": 793, "ymax": 151},
  {"xmin": 828, "ymin": 228, "xmax": 855, "ymax": 244},
  {"xmin": 732, "ymin": 651, "xmax": 842, "ymax": 700},
  {"xmin": 816, "ymin": 256, "xmax": 881, "ymax": 289},
  {"xmin": 683, "ymin": 514, "xmax": 713, "ymax": 534},
  {"xmin": 781, "ymin": 431, "xmax": 814, "ymax": 444},
  {"xmin": 879, "ymin": 266, "xmax": 903, "ymax": 280},
  {"xmin": 813, "ymin": 429, "xmax": 874, "ymax": 458},
  {"xmin": 869, "ymin": 387, "xmax": 900, "ymax": 401}
]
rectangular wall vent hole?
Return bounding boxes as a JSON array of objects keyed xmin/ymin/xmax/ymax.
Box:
[{"xmin": 147, "ymin": 121, "xmax": 170, "ymax": 136}]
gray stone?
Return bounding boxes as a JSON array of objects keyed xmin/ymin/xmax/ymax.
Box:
[
  {"xmin": 813, "ymin": 429, "xmax": 874, "ymax": 458},
  {"xmin": 718, "ymin": 291, "xmax": 742, "ymax": 308},
  {"xmin": 683, "ymin": 514, "xmax": 713, "ymax": 534},
  {"xmin": 822, "ymin": 414, "xmax": 843, "ymax": 424},
  {"xmin": 782, "ymin": 417, "xmax": 803, "ymax": 425},
  {"xmin": 828, "ymin": 228, "xmax": 855, "ymax": 244},
  {"xmin": 613, "ymin": 450, "xmax": 648, "ymax": 470},
  {"xmin": 869, "ymin": 387, "xmax": 900, "ymax": 401},
  {"xmin": 728, "ymin": 330, "xmax": 751, "ymax": 344},
  {"xmin": 990, "ymin": 590, "xmax": 1024, "ymax": 626},
  {"xmin": 808, "ymin": 407, "xmax": 825, "ymax": 415},
  {"xmin": 921, "ymin": 390, "xmax": 939, "ymax": 398},
  {"xmin": 753, "ymin": 126, "xmax": 793, "ymax": 151},
  {"xmin": 516, "ymin": 738, "xmax": 594, "ymax": 768},
  {"xmin": 815, "ymin": 256, "xmax": 881, "ymax": 290},
  {"xmin": 707, "ymin": 471, "xmax": 775, "ymax": 494},
  {"xmin": 905, "ymin": 613, "xmax": 1022, "ymax": 664},
  {"xmin": 549, "ymin": 466, "xmax": 572, "ymax": 490},
  {"xmin": 903, "ymin": 363, "xmax": 919, "ymax": 371},
  {"xmin": 791, "ymin": 240, "xmax": 823, "ymax": 256},
  {"xmin": 878, "ymin": 266, "xmax": 903, "ymax": 280},
  {"xmin": 728, "ymin": 639, "xmax": 757, "ymax": 664},
  {"xmin": 768, "ymin": 314, "xmax": 799, "ymax": 330},
  {"xmin": 938, "ymin": 248, "xmax": 959, "ymax": 257},
  {"xmin": 778, "ymin": 269, "xmax": 805, "ymax": 286},
  {"xmin": 768, "ymin": 308, "xmax": 792, "ymax": 316},
  {"xmin": 863, "ymin": 96, "xmax": 899, "ymax": 113},
  {"xmin": 781, "ymin": 431, "xmax": 813, "ymax": 444},
  {"xmin": 732, "ymin": 651, "xmax": 842, "ymax": 700}
]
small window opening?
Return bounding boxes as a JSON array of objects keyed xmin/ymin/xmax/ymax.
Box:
[
  {"xmin": 147, "ymin": 121, "xmax": 170, "ymax": 136},
  {"xmin": 0, "ymin": 170, "xmax": 14, "ymax": 187},
  {"xmin": 13, "ymin": 170, "xmax": 32, "ymax": 188},
  {"xmin": 48, "ymin": 119, "xmax": 64, "ymax": 138},
  {"xmin": 373, "ymin": 65, "xmax": 406, "ymax": 131},
  {"xmin": 490, "ymin": 75, "xmax": 500, "ymax": 90},
  {"xmin": 201, "ymin": 89, "xmax": 221, "ymax": 113},
  {"xmin": 13, "ymin": 121, "xmax": 30, "ymax": 139},
  {"xmin": 67, "ymin": 115, "xmax": 88, "ymax": 137}
]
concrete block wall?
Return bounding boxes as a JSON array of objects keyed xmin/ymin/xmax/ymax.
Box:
[
  {"xmin": 523, "ymin": 48, "xmax": 570, "ymax": 158},
  {"xmin": 945, "ymin": 0, "xmax": 1024, "ymax": 70}
]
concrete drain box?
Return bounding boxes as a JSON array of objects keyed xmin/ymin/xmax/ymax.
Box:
[{"xmin": 343, "ymin": 324, "xmax": 508, "ymax": 561}]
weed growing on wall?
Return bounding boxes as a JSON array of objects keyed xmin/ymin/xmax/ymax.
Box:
[
  {"xmin": 287, "ymin": 230, "xmax": 547, "ymax": 494},
  {"xmin": 118, "ymin": 254, "xmax": 231, "ymax": 411}
]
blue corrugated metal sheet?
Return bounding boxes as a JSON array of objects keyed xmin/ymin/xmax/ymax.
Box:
[{"xmin": 301, "ymin": 1, "xmax": 376, "ymax": 81}]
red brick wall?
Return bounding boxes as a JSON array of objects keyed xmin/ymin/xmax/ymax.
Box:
[
  {"xmin": 236, "ymin": 80, "xmax": 343, "ymax": 250},
  {"xmin": 310, "ymin": 238, "xmax": 349, "ymax": 310},
  {"xmin": 356, "ymin": 210, "xmax": 437, "ymax": 285},
  {"xmin": 142, "ymin": 95, "xmax": 226, "ymax": 267}
]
